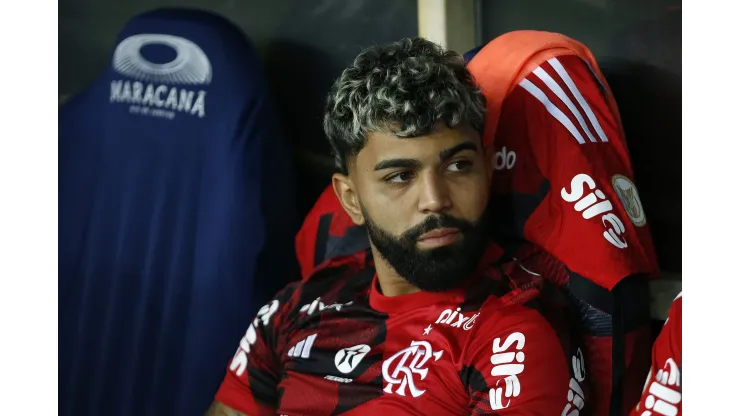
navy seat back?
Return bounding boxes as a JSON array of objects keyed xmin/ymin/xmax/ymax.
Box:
[{"xmin": 59, "ymin": 8, "xmax": 296, "ymax": 415}]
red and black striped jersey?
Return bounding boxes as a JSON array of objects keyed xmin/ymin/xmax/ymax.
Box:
[{"xmin": 215, "ymin": 251, "xmax": 591, "ymax": 415}]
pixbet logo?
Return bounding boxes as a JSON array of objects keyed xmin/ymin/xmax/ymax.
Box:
[
  {"xmin": 494, "ymin": 146, "xmax": 516, "ymax": 171},
  {"xmin": 434, "ymin": 307, "xmax": 479, "ymax": 330},
  {"xmin": 561, "ymin": 173, "xmax": 628, "ymax": 249}
]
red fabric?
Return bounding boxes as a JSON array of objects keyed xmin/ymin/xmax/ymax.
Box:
[
  {"xmin": 215, "ymin": 255, "xmax": 587, "ymax": 415},
  {"xmin": 492, "ymin": 54, "xmax": 658, "ymax": 290},
  {"xmin": 295, "ymin": 186, "xmax": 345, "ymax": 280},
  {"xmin": 629, "ymin": 294, "xmax": 682, "ymax": 416}
]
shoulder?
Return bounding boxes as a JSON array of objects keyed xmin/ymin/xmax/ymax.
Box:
[
  {"xmin": 459, "ymin": 292, "xmax": 575, "ymax": 413},
  {"xmin": 269, "ymin": 260, "xmax": 374, "ymax": 318},
  {"xmin": 474, "ymin": 295, "xmax": 562, "ymax": 344}
]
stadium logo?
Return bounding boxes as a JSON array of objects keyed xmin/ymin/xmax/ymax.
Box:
[
  {"xmin": 112, "ymin": 34, "xmax": 212, "ymax": 84},
  {"xmin": 494, "ymin": 146, "xmax": 517, "ymax": 171},
  {"xmin": 335, "ymin": 344, "xmax": 371, "ymax": 374},
  {"xmin": 109, "ymin": 34, "xmax": 211, "ymax": 119},
  {"xmin": 561, "ymin": 173, "xmax": 628, "ymax": 249},
  {"xmin": 612, "ymin": 174, "xmax": 646, "ymax": 227},
  {"xmin": 434, "ymin": 307, "xmax": 479, "ymax": 330},
  {"xmin": 382, "ymin": 340, "xmax": 443, "ymax": 398},
  {"xmin": 489, "ymin": 331, "xmax": 526, "ymax": 410}
]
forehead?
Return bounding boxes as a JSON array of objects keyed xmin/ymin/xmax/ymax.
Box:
[{"xmin": 354, "ymin": 125, "xmax": 480, "ymax": 169}]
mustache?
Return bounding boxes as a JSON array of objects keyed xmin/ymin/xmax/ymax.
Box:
[{"xmin": 400, "ymin": 214, "xmax": 475, "ymax": 243}]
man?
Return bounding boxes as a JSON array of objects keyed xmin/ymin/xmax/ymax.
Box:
[{"xmin": 206, "ymin": 38, "xmax": 584, "ymax": 415}]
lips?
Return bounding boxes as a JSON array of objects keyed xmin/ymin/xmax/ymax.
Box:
[{"xmin": 417, "ymin": 227, "xmax": 461, "ymax": 241}]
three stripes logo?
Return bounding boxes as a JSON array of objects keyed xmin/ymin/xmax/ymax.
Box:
[
  {"xmin": 518, "ymin": 57, "xmax": 609, "ymax": 145},
  {"xmin": 287, "ymin": 333, "xmax": 317, "ymax": 359}
]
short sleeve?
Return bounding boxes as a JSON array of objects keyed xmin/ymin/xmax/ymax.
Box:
[
  {"xmin": 462, "ymin": 302, "xmax": 585, "ymax": 415},
  {"xmin": 214, "ymin": 282, "xmax": 299, "ymax": 414}
]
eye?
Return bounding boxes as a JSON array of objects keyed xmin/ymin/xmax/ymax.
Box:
[
  {"xmin": 385, "ymin": 171, "xmax": 415, "ymax": 184},
  {"xmin": 447, "ymin": 160, "xmax": 473, "ymax": 173}
]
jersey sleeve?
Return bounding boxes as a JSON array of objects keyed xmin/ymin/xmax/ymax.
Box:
[
  {"xmin": 462, "ymin": 301, "xmax": 585, "ymax": 415},
  {"xmin": 492, "ymin": 54, "xmax": 659, "ymax": 289},
  {"xmin": 630, "ymin": 293, "xmax": 682, "ymax": 416},
  {"xmin": 214, "ymin": 282, "xmax": 300, "ymax": 414}
]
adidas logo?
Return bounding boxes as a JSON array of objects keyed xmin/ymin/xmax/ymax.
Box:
[{"xmin": 287, "ymin": 334, "xmax": 317, "ymax": 359}]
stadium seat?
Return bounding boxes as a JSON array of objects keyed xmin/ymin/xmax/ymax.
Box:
[{"xmin": 59, "ymin": 8, "xmax": 297, "ymax": 416}]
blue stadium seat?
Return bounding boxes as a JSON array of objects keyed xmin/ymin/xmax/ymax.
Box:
[{"xmin": 59, "ymin": 9, "xmax": 297, "ymax": 415}]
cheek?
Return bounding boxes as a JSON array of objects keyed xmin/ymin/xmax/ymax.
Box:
[
  {"xmin": 452, "ymin": 178, "xmax": 490, "ymax": 217},
  {"xmin": 359, "ymin": 193, "xmax": 411, "ymax": 235}
]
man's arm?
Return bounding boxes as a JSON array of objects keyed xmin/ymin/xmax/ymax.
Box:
[
  {"xmin": 463, "ymin": 302, "xmax": 582, "ymax": 415},
  {"xmin": 209, "ymin": 282, "xmax": 300, "ymax": 415},
  {"xmin": 204, "ymin": 401, "xmax": 249, "ymax": 416}
]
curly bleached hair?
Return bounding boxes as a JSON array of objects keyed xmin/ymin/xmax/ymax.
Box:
[{"xmin": 323, "ymin": 37, "xmax": 487, "ymax": 174}]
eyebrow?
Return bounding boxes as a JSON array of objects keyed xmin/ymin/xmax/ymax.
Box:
[
  {"xmin": 439, "ymin": 142, "xmax": 478, "ymax": 161},
  {"xmin": 373, "ymin": 158, "xmax": 422, "ymax": 171},
  {"xmin": 373, "ymin": 141, "xmax": 479, "ymax": 171}
]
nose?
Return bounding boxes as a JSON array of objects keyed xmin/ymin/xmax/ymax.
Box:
[{"xmin": 417, "ymin": 171, "xmax": 452, "ymax": 214}]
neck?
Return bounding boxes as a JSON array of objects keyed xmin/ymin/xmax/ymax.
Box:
[{"xmin": 370, "ymin": 246, "xmax": 421, "ymax": 297}]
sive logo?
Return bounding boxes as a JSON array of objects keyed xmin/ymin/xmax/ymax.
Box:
[
  {"xmin": 640, "ymin": 358, "xmax": 681, "ymax": 416},
  {"xmin": 229, "ymin": 300, "xmax": 279, "ymax": 376},
  {"xmin": 489, "ymin": 332, "xmax": 526, "ymax": 410},
  {"xmin": 561, "ymin": 173, "xmax": 628, "ymax": 249},
  {"xmin": 562, "ymin": 348, "xmax": 587, "ymax": 416}
]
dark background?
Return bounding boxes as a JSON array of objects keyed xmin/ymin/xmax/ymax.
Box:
[{"xmin": 59, "ymin": 0, "xmax": 681, "ymax": 274}]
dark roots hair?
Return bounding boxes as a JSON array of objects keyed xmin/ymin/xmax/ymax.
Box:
[{"xmin": 323, "ymin": 37, "xmax": 487, "ymax": 174}]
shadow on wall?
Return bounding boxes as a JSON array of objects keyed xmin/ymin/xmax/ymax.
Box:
[
  {"xmin": 262, "ymin": 40, "xmax": 340, "ymax": 219},
  {"xmin": 601, "ymin": 60, "xmax": 681, "ymax": 273},
  {"xmin": 602, "ymin": 4, "xmax": 682, "ymax": 274}
]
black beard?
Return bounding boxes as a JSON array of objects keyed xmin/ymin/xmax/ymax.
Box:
[{"xmin": 362, "ymin": 203, "xmax": 491, "ymax": 292}]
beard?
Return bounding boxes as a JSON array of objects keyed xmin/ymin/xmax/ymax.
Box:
[{"xmin": 362, "ymin": 202, "xmax": 492, "ymax": 292}]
